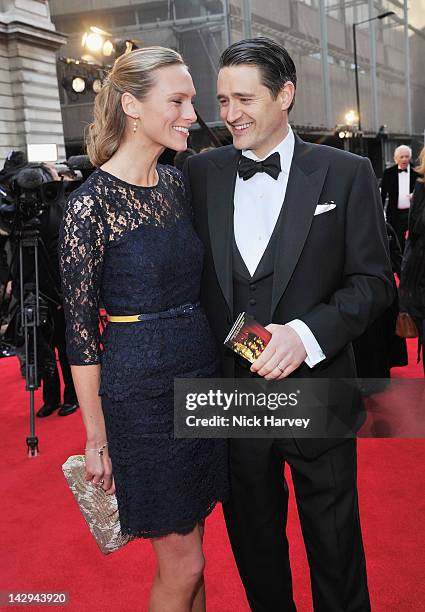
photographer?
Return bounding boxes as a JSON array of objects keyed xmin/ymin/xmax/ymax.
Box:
[
  {"xmin": 0, "ymin": 154, "xmax": 78, "ymax": 417},
  {"xmin": 0, "ymin": 234, "xmax": 9, "ymax": 296}
]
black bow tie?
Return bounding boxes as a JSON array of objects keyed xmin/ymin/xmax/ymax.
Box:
[
  {"xmin": 398, "ymin": 168, "xmax": 408, "ymax": 173},
  {"xmin": 238, "ymin": 152, "xmax": 281, "ymax": 181}
]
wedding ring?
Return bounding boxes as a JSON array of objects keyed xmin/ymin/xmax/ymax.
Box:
[{"xmin": 277, "ymin": 364, "xmax": 285, "ymax": 373}]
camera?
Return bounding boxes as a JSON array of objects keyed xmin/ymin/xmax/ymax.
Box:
[
  {"xmin": 0, "ymin": 147, "xmax": 92, "ymax": 454},
  {"xmin": 0, "ymin": 163, "xmax": 65, "ymax": 236}
]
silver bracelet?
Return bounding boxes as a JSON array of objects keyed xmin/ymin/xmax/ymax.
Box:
[{"xmin": 85, "ymin": 443, "xmax": 108, "ymax": 456}]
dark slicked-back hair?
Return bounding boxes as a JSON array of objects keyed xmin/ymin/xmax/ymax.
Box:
[{"xmin": 219, "ymin": 37, "xmax": 297, "ymax": 111}]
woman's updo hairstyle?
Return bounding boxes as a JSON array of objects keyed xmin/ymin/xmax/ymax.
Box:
[{"xmin": 86, "ymin": 47, "xmax": 185, "ymax": 167}]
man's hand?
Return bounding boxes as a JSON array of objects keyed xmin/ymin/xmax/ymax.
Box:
[{"xmin": 250, "ymin": 324, "xmax": 307, "ymax": 380}]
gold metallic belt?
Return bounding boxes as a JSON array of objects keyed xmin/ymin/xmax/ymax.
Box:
[{"xmin": 108, "ymin": 314, "xmax": 143, "ymax": 323}]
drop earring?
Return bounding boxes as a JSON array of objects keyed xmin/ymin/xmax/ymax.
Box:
[{"xmin": 133, "ymin": 120, "xmax": 138, "ymax": 133}]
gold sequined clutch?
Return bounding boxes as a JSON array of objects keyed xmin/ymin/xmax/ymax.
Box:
[{"xmin": 62, "ymin": 455, "xmax": 131, "ymax": 554}]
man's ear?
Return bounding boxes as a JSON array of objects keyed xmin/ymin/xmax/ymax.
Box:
[
  {"xmin": 121, "ymin": 92, "xmax": 140, "ymax": 120},
  {"xmin": 278, "ymin": 81, "xmax": 295, "ymax": 112}
]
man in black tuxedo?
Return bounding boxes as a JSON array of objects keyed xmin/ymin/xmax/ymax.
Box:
[
  {"xmin": 380, "ymin": 145, "xmax": 420, "ymax": 251},
  {"xmin": 185, "ymin": 38, "xmax": 394, "ymax": 611}
]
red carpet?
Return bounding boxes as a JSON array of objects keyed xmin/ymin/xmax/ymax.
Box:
[{"xmin": 1, "ymin": 339, "xmax": 424, "ymax": 611}]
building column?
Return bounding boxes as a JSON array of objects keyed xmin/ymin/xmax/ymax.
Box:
[
  {"xmin": 403, "ymin": 0, "xmax": 412, "ymax": 135},
  {"xmin": 368, "ymin": 0, "xmax": 379, "ymax": 134},
  {"xmin": 242, "ymin": 0, "xmax": 252, "ymax": 38},
  {"xmin": 319, "ymin": 0, "xmax": 333, "ymax": 129},
  {"xmin": 0, "ymin": 0, "xmax": 66, "ymax": 166}
]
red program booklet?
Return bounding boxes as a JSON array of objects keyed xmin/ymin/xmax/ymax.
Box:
[{"xmin": 224, "ymin": 312, "xmax": 272, "ymax": 364}]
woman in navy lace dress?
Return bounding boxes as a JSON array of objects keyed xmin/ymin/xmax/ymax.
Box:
[{"xmin": 59, "ymin": 47, "xmax": 228, "ymax": 611}]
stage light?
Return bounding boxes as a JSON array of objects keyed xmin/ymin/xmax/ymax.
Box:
[
  {"xmin": 92, "ymin": 78, "xmax": 102, "ymax": 93},
  {"xmin": 85, "ymin": 32, "xmax": 103, "ymax": 53},
  {"xmin": 102, "ymin": 40, "xmax": 114, "ymax": 57},
  {"xmin": 345, "ymin": 110, "xmax": 358, "ymax": 126},
  {"xmin": 338, "ymin": 131, "xmax": 346, "ymax": 139},
  {"xmin": 72, "ymin": 77, "xmax": 86, "ymax": 93},
  {"xmin": 82, "ymin": 26, "xmax": 113, "ymax": 56}
]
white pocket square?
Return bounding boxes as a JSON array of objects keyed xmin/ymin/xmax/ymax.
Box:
[{"xmin": 314, "ymin": 202, "xmax": 336, "ymax": 216}]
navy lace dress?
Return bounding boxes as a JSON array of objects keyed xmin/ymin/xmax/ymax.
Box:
[{"xmin": 59, "ymin": 165, "xmax": 228, "ymax": 539}]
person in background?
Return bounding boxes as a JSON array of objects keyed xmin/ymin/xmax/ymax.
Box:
[
  {"xmin": 399, "ymin": 146, "xmax": 425, "ymax": 374},
  {"xmin": 33, "ymin": 164, "xmax": 78, "ymax": 417},
  {"xmin": 0, "ymin": 156, "xmax": 78, "ymax": 417},
  {"xmin": 0, "ymin": 236, "xmax": 9, "ymax": 302},
  {"xmin": 353, "ymin": 222, "xmax": 408, "ymax": 388},
  {"xmin": 380, "ymin": 145, "xmax": 420, "ymax": 251}
]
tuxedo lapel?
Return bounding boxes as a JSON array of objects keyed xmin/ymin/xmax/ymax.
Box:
[
  {"xmin": 207, "ymin": 147, "xmax": 241, "ymax": 315},
  {"xmin": 271, "ymin": 135, "xmax": 329, "ymax": 317},
  {"xmin": 391, "ymin": 166, "xmax": 399, "ymax": 199},
  {"xmin": 410, "ymin": 166, "xmax": 418, "ymax": 192}
]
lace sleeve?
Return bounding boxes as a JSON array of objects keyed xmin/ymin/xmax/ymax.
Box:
[
  {"xmin": 59, "ymin": 191, "xmax": 107, "ymax": 365},
  {"xmin": 165, "ymin": 164, "xmax": 193, "ymax": 219}
]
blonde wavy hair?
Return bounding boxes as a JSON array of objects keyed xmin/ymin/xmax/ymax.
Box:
[
  {"xmin": 86, "ymin": 47, "xmax": 185, "ymax": 167},
  {"xmin": 414, "ymin": 146, "xmax": 425, "ymax": 183}
]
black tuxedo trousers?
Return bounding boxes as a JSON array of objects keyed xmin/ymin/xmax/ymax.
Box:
[
  {"xmin": 185, "ymin": 135, "xmax": 393, "ymax": 611},
  {"xmin": 224, "ymin": 430, "xmax": 369, "ymax": 611}
]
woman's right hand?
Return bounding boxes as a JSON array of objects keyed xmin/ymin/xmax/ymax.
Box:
[{"xmin": 84, "ymin": 443, "xmax": 116, "ymax": 495}]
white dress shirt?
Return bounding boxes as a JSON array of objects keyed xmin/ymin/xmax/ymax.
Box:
[
  {"xmin": 234, "ymin": 125, "xmax": 325, "ymax": 368},
  {"xmin": 397, "ymin": 166, "xmax": 411, "ymax": 210}
]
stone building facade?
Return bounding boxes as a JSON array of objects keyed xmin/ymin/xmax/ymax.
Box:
[
  {"xmin": 1, "ymin": 1, "xmax": 424, "ymax": 170},
  {"xmin": 0, "ymin": 0, "xmax": 66, "ymax": 167}
]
